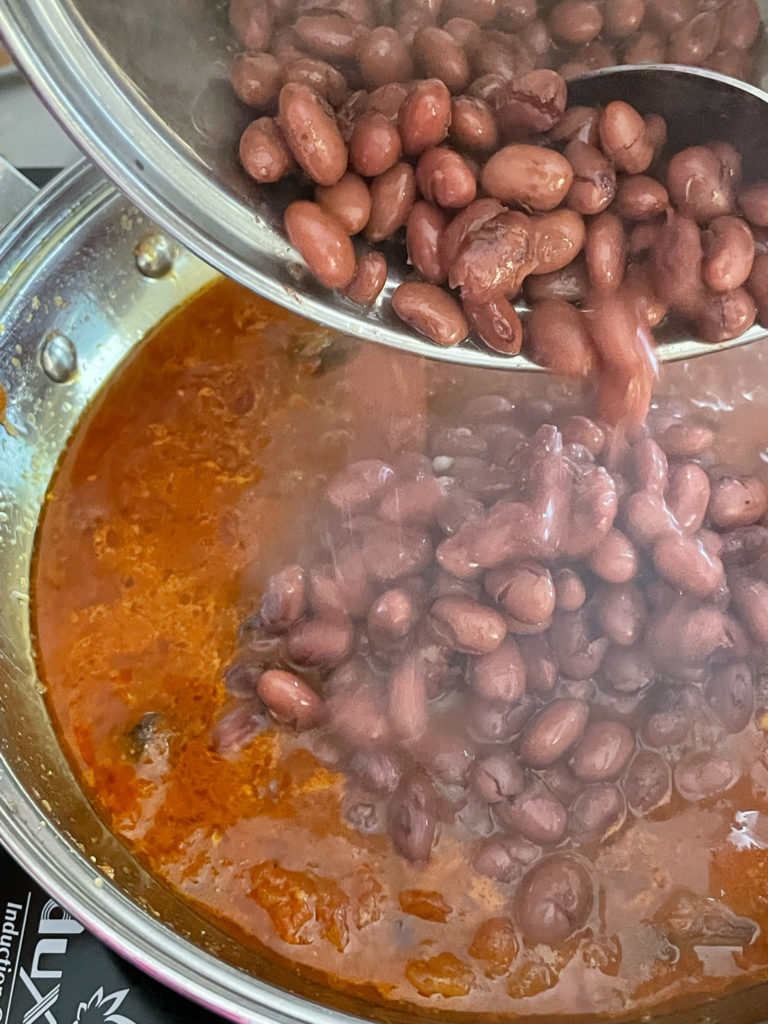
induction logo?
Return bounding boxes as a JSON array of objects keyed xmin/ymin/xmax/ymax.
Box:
[{"xmin": 71, "ymin": 988, "xmax": 136, "ymax": 1024}]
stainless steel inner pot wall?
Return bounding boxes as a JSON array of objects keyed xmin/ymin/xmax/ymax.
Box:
[
  {"xmin": 4, "ymin": 0, "xmax": 768, "ymax": 368},
  {"xmin": 2, "ymin": 158, "xmax": 768, "ymax": 1024}
]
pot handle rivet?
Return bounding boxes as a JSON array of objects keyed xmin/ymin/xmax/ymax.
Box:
[
  {"xmin": 134, "ymin": 231, "xmax": 175, "ymax": 279},
  {"xmin": 39, "ymin": 332, "xmax": 78, "ymax": 384}
]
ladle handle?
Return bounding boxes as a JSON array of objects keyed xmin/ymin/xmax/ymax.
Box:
[{"xmin": 0, "ymin": 156, "xmax": 38, "ymax": 233}]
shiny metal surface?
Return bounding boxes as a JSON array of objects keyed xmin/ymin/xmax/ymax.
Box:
[{"xmin": 2, "ymin": 0, "xmax": 768, "ymax": 366}]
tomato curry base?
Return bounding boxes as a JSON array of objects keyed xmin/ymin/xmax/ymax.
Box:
[{"xmin": 32, "ymin": 278, "xmax": 768, "ymax": 1019}]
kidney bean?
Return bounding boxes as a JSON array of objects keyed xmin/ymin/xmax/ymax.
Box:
[
  {"xmin": 428, "ymin": 595, "xmax": 506, "ymax": 655},
  {"xmin": 419, "ymin": 727, "xmax": 477, "ymax": 786},
  {"xmin": 293, "ymin": 11, "xmax": 362, "ymax": 59},
  {"xmin": 530, "ymin": 209, "xmax": 586, "ymax": 276},
  {"xmin": 600, "ymin": 642, "xmax": 655, "ymax": 693},
  {"xmin": 315, "ymin": 173, "xmax": 371, "ymax": 236},
  {"xmin": 603, "ymin": 0, "xmax": 645, "ymax": 37},
  {"xmin": 349, "ymin": 749, "xmax": 403, "ymax": 795},
  {"xmin": 524, "ymin": 299, "xmax": 594, "ymax": 377},
  {"xmin": 445, "ymin": 97, "xmax": 497, "ymax": 156},
  {"xmin": 469, "ymin": 637, "xmax": 526, "ymax": 702},
  {"xmin": 360, "ymin": 523, "xmax": 433, "ymax": 582},
  {"xmin": 614, "ymin": 175, "xmax": 668, "ymax": 221},
  {"xmin": 474, "ymin": 836, "xmax": 540, "ymax": 882},
  {"xmin": 548, "ymin": 0, "xmax": 603, "ymax": 43},
  {"xmin": 675, "ymin": 750, "xmax": 738, "ymax": 803},
  {"xmin": 471, "ymin": 29, "xmax": 534, "ymax": 81},
  {"xmin": 496, "ymin": 0, "xmax": 537, "ymax": 28},
  {"xmin": 278, "ymin": 83, "xmax": 347, "ymax": 186},
  {"xmin": 667, "ymin": 146, "xmax": 734, "ymax": 224},
  {"xmin": 585, "ymin": 213, "xmax": 626, "ymax": 293},
  {"xmin": 335, "ymin": 88, "xmax": 368, "ymax": 142},
  {"xmin": 719, "ymin": 0, "xmax": 760, "ymax": 49},
  {"xmin": 595, "ymin": 581, "xmax": 647, "ymax": 648},
  {"xmin": 563, "ymin": 141, "xmax": 615, "ymax": 217},
  {"xmin": 664, "ymin": 463, "xmax": 709, "ymax": 535},
  {"xmin": 630, "ymin": 436, "xmax": 667, "ymax": 494},
  {"xmin": 344, "ymin": 251, "xmax": 387, "ymax": 305},
  {"xmin": 624, "ymin": 263, "xmax": 667, "ymax": 329},
  {"xmin": 327, "ymin": 459, "xmax": 394, "ymax": 513},
  {"xmin": 516, "ymin": 854, "xmax": 593, "ymax": 944},
  {"xmin": 710, "ymin": 474, "xmax": 768, "ymax": 529},
  {"xmin": 449, "ymin": 211, "xmax": 535, "ymax": 300},
  {"xmin": 461, "ymin": 294, "xmax": 523, "ymax": 355},
  {"xmin": 348, "ymin": 112, "xmax": 402, "ymax": 178},
  {"xmin": 390, "ymin": 282, "xmax": 468, "ymax": 347},
  {"xmin": 406, "ymin": 201, "xmax": 449, "ymax": 285},
  {"xmin": 439, "ymin": 198, "xmax": 505, "ymax": 274},
  {"xmin": 569, "ymin": 721, "xmax": 635, "ymax": 783},
  {"xmin": 577, "ymin": 40, "xmax": 618, "ymax": 70},
  {"xmin": 482, "ymin": 145, "xmax": 574, "ymax": 212},
  {"xmin": 327, "ymin": 677, "xmax": 392, "ymax": 746},
  {"xmin": 230, "ymin": 0, "xmax": 272, "ymax": 50},
  {"xmin": 484, "ymin": 562, "xmax": 554, "ymax": 625},
  {"xmin": 651, "ymin": 211, "xmax": 704, "ymax": 317},
  {"xmin": 471, "ymin": 751, "xmax": 525, "ymax": 803},
  {"xmin": 239, "ymin": 117, "xmax": 293, "ymax": 183},
  {"xmin": 589, "ymin": 529, "xmax": 638, "ymax": 585},
  {"xmin": 284, "ymin": 200, "xmax": 357, "ymax": 289},
  {"xmin": 707, "ymin": 661, "xmax": 754, "ymax": 733},
  {"xmin": 653, "ymin": 531, "xmax": 724, "ymax": 597},
  {"xmin": 518, "ymin": 19, "xmax": 552, "ymax": 65},
  {"xmin": 701, "ymin": 215, "xmax": 755, "ymax": 294},
  {"xmin": 599, "ymin": 101, "xmax": 653, "ymax": 175},
  {"xmin": 257, "ymin": 668, "xmax": 325, "ymax": 729},
  {"xmin": 231, "ymin": 52, "xmax": 281, "ymax": 109},
  {"xmin": 413, "ymin": 26, "xmax": 470, "ymax": 93},
  {"xmin": 495, "ymin": 782, "xmax": 567, "ymax": 845},
  {"xmin": 622, "ymin": 29, "xmax": 665, "ymax": 63},
  {"xmin": 647, "ymin": 596, "xmax": 729, "ymax": 671},
  {"xmin": 388, "ymin": 773, "xmax": 438, "ymax": 863},
  {"xmin": 730, "ymin": 573, "xmax": 768, "ymax": 643},
  {"xmin": 281, "ymin": 57, "xmax": 349, "ymax": 107},
  {"xmin": 365, "ymin": 162, "xmax": 417, "ymax": 241},
  {"xmin": 468, "ymin": 693, "xmax": 536, "ymax": 744},
  {"xmin": 517, "ymin": 697, "xmax": 589, "ymax": 768},
  {"xmin": 622, "ymin": 749, "xmax": 670, "ymax": 816},
  {"xmin": 641, "ymin": 684, "xmax": 701, "ymax": 747},
  {"xmin": 261, "ymin": 564, "xmax": 307, "ymax": 634},
  {"xmin": 569, "ymin": 784, "xmax": 626, "ymax": 845},
  {"xmin": 549, "ymin": 607, "xmax": 608, "ymax": 679},
  {"xmin": 443, "ymin": 17, "xmax": 483, "ymax": 47},
  {"xmin": 550, "ymin": 569, "xmax": 585, "ymax": 614},
  {"xmin": 415, "ymin": 148, "xmax": 477, "ymax": 210},
  {"xmin": 363, "ymin": 83, "xmax": 405, "ymax": 124},
  {"xmin": 490, "ymin": 70, "xmax": 567, "ymax": 141},
  {"xmin": 399, "ymin": 79, "xmax": 452, "ymax": 156},
  {"xmin": 388, "ymin": 651, "xmax": 428, "ymax": 741},
  {"xmin": 513, "ymin": 634, "xmax": 555, "ymax": 697},
  {"xmin": 380, "ymin": 476, "xmax": 445, "ymax": 526},
  {"xmin": 525, "ymin": 262, "xmax": 589, "ymax": 307},
  {"xmin": 287, "ymin": 615, "xmax": 353, "ymax": 666},
  {"xmin": 644, "ymin": 0, "xmax": 693, "ymax": 30},
  {"xmin": 748, "ymin": 251, "xmax": 768, "ymax": 325},
  {"xmin": 669, "ymin": 11, "xmax": 720, "ymax": 65},
  {"xmin": 367, "ymin": 589, "xmax": 415, "ymax": 646},
  {"xmin": 696, "ymin": 287, "xmax": 757, "ymax": 343}
]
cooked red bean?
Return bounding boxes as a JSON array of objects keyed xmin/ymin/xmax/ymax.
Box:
[
  {"xmin": 316, "ymin": 172, "xmax": 371, "ymax": 235},
  {"xmin": 709, "ymin": 474, "xmax": 768, "ymax": 528},
  {"xmin": 261, "ymin": 564, "xmax": 306, "ymax": 632},
  {"xmin": 748, "ymin": 252, "xmax": 768, "ymax": 325},
  {"xmin": 481, "ymin": 145, "xmax": 574, "ymax": 212},
  {"xmin": 570, "ymin": 721, "xmax": 635, "ymax": 782},
  {"xmin": 388, "ymin": 773, "xmax": 439, "ymax": 863},
  {"xmin": 389, "ymin": 652, "xmax": 429, "ymax": 740},
  {"xmin": 719, "ymin": 0, "xmax": 761, "ymax": 49},
  {"xmin": 344, "ymin": 251, "xmax": 387, "ymax": 305},
  {"xmin": 675, "ymin": 751, "xmax": 738, "ymax": 802},
  {"xmin": 738, "ymin": 182, "xmax": 768, "ymax": 228},
  {"xmin": 653, "ymin": 532, "xmax": 724, "ymax": 597},
  {"xmin": 392, "ymin": 282, "xmax": 469, "ymax": 347},
  {"xmin": 485, "ymin": 561, "xmax": 555, "ymax": 624},
  {"xmin": 530, "ymin": 209, "xmax": 586, "ymax": 276},
  {"xmin": 731, "ymin": 574, "xmax": 768, "ymax": 644},
  {"xmin": 549, "ymin": 608, "xmax": 609, "ymax": 679},
  {"xmin": 468, "ymin": 692, "xmax": 536, "ymax": 744},
  {"xmin": 595, "ymin": 581, "xmax": 646, "ymax": 646},
  {"xmin": 417, "ymin": 727, "xmax": 476, "ymax": 785},
  {"xmin": 471, "ymin": 751, "xmax": 525, "ymax": 803},
  {"xmin": 400, "ymin": 79, "xmax": 452, "ymax": 156},
  {"xmin": 365, "ymin": 162, "xmax": 417, "ymax": 241},
  {"xmin": 211, "ymin": 700, "xmax": 268, "ymax": 754},
  {"xmin": 416, "ymin": 147, "xmax": 478, "ymax": 209},
  {"xmin": 257, "ymin": 669, "xmax": 325, "ymax": 729},
  {"xmin": 443, "ymin": 16, "xmax": 484, "ymax": 47},
  {"xmin": 549, "ymin": 0, "xmax": 603, "ymax": 43},
  {"xmin": 604, "ymin": 0, "xmax": 645, "ymax": 37},
  {"xmin": 284, "ymin": 201, "xmax": 356, "ymax": 288},
  {"xmin": 471, "ymin": 29, "xmax": 535, "ymax": 81},
  {"xmin": 439, "ymin": 198, "xmax": 505, "ymax": 274},
  {"xmin": 598, "ymin": 101, "xmax": 654, "ymax": 175},
  {"xmin": 230, "ymin": 0, "xmax": 272, "ymax": 51},
  {"xmin": 360, "ymin": 523, "xmax": 433, "ymax": 580},
  {"xmin": 646, "ymin": 597, "xmax": 727, "ymax": 668},
  {"xmin": 524, "ymin": 259, "xmax": 589, "ymax": 304},
  {"xmin": 585, "ymin": 212, "xmax": 626, "ymax": 293},
  {"xmin": 553, "ymin": 568, "xmax": 587, "ymax": 613},
  {"xmin": 429, "ymin": 595, "xmax": 506, "ymax": 654},
  {"xmin": 525, "ymin": 299, "xmax": 595, "ymax": 376},
  {"xmin": 449, "ymin": 96, "xmax": 499, "ymax": 153},
  {"xmin": 240, "ymin": 117, "xmax": 293, "ymax": 182},
  {"xmin": 702, "ymin": 216, "xmax": 755, "ymax": 293},
  {"xmin": 600, "ymin": 642, "xmax": 655, "ymax": 693},
  {"xmin": 470, "ymin": 637, "xmax": 527, "ymax": 702},
  {"xmin": 473, "ymin": 835, "xmax": 540, "ymax": 883},
  {"xmin": 413, "ymin": 26, "xmax": 471, "ymax": 93},
  {"xmin": 654, "ymin": 419, "xmax": 714, "ymax": 457},
  {"xmin": 449, "ymin": 211, "xmax": 535, "ymax": 301},
  {"xmin": 615, "ymin": 175, "xmax": 669, "ymax": 221},
  {"xmin": 518, "ymin": 697, "xmax": 590, "ymax": 767},
  {"xmin": 666, "ymin": 463, "xmax": 710, "ymax": 534},
  {"xmin": 496, "ymin": 782, "xmax": 568, "ymax": 845},
  {"xmin": 379, "ymin": 475, "xmax": 444, "ymax": 524},
  {"xmin": 349, "ymin": 112, "xmax": 402, "ymax": 177},
  {"xmin": 667, "ymin": 146, "xmax": 734, "ymax": 223},
  {"xmin": 569, "ymin": 784, "xmax": 626, "ymax": 845},
  {"xmin": 286, "ymin": 616, "xmax": 353, "ymax": 666},
  {"xmin": 589, "ymin": 528, "xmax": 638, "ymax": 584},
  {"xmin": 231, "ymin": 52, "xmax": 281, "ymax": 108},
  {"xmin": 622, "ymin": 29, "xmax": 666, "ymax": 63},
  {"xmin": 624, "ymin": 749, "xmax": 671, "ymax": 815},
  {"xmin": 367, "ymin": 82, "xmax": 408, "ymax": 122},
  {"xmin": 281, "ymin": 56, "xmax": 349, "ymax": 107},
  {"xmin": 293, "ymin": 11, "xmax": 362, "ymax": 59},
  {"xmin": 463, "ymin": 294, "xmax": 523, "ymax": 355},
  {"xmin": 565, "ymin": 141, "xmax": 616, "ymax": 216},
  {"xmin": 516, "ymin": 855, "xmax": 593, "ymax": 944},
  {"xmin": 518, "ymin": 633, "xmax": 558, "ymax": 696},
  {"xmin": 368, "ymin": 588, "xmax": 416, "ymax": 645},
  {"xmin": 707, "ymin": 661, "xmax": 754, "ymax": 734},
  {"xmin": 278, "ymin": 82, "xmax": 347, "ymax": 186},
  {"xmin": 326, "ymin": 458, "xmax": 394, "ymax": 512},
  {"xmin": 696, "ymin": 287, "xmax": 757, "ymax": 343},
  {"xmin": 652, "ymin": 211, "xmax": 704, "ymax": 315},
  {"xmin": 357, "ymin": 26, "xmax": 414, "ymax": 88},
  {"xmin": 668, "ymin": 12, "xmax": 721, "ymax": 66},
  {"xmin": 490, "ymin": 70, "xmax": 567, "ymax": 140},
  {"xmin": 349, "ymin": 749, "xmax": 403, "ymax": 794}
]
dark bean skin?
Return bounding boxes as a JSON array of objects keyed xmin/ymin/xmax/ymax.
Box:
[
  {"xmin": 429, "ymin": 595, "xmax": 506, "ymax": 654},
  {"xmin": 349, "ymin": 112, "xmax": 402, "ymax": 177},
  {"xmin": 565, "ymin": 141, "xmax": 616, "ymax": 217},
  {"xmin": 413, "ymin": 26, "xmax": 471, "ymax": 93},
  {"xmin": 392, "ymin": 282, "xmax": 469, "ymax": 347},
  {"xmin": 516, "ymin": 854, "xmax": 593, "ymax": 944},
  {"xmin": 598, "ymin": 101, "xmax": 653, "ymax": 175},
  {"xmin": 707, "ymin": 661, "xmax": 755, "ymax": 734},
  {"xmin": 257, "ymin": 669, "xmax": 325, "ymax": 729},
  {"xmin": 449, "ymin": 96, "xmax": 499, "ymax": 153},
  {"xmin": 284, "ymin": 201, "xmax": 356, "ymax": 288},
  {"xmin": 641, "ymin": 684, "xmax": 700, "ymax": 747},
  {"xmin": 525, "ymin": 299, "xmax": 595, "ymax": 377},
  {"xmin": 261, "ymin": 564, "xmax": 307, "ymax": 632},
  {"xmin": 709, "ymin": 475, "xmax": 768, "ymax": 528},
  {"xmin": 316, "ymin": 172, "xmax": 371, "ymax": 235},
  {"xmin": 463, "ymin": 294, "xmax": 524, "ymax": 355},
  {"xmin": 365, "ymin": 162, "xmax": 417, "ymax": 241},
  {"xmin": 473, "ymin": 836, "xmax": 540, "ymax": 883},
  {"xmin": 595, "ymin": 581, "xmax": 646, "ymax": 647},
  {"xmin": 356, "ymin": 26, "xmax": 415, "ymax": 88},
  {"xmin": 675, "ymin": 751, "xmax": 738, "ymax": 803},
  {"xmin": 344, "ymin": 251, "xmax": 387, "ymax": 305},
  {"xmin": 471, "ymin": 751, "xmax": 525, "ymax": 803},
  {"xmin": 569, "ymin": 784, "xmax": 626, "ymax": 845},
  {"xmin": 600, "ymin": 643, "xmax": 655, "ymax": 693},
  {"xmin": 471, "ymin": 637, "xmax": 527, "ymax": 702},
  {"xmin": 550, "ymin": 609, "xmax": 608, "ymax": 680},
  {"xmin": 570, "ymin": 721, "xmax": 635, "ymax": 782},
  {"xmin": 406, "ymin": 201, "xmax": 448, "ymax": 285},
  {"xmin": 490, "ymin": 69, "xmax": 567, "ymax": 140},
  {"xmin": 624, "ymin": 749, "xmax": 671, "ymax": 815},
  {"xmin": 388, "ymin": 773, "xmax": 439, "ymax": 863},
  {"xmin": 495, "ymin": 781, "xmax": 568, "ymax": 845},
  {"xmin": 278, "ymin": 83, "xmax": 347, "ymax": 186},
  {"xmin": 231, "ymin": 52, "xmax": 282, "ymax": 108},
  {"xmin": 416, "ymin": 147, "xmax": 478, "ymax": 209},
  {"xmin": 518, "ymin": 697, "xmax": 589, "ymax": 767},
  {"xmin": 240, "ymin": 117, "xmax": 293, "ymax": 182},
  {"xmin": 400, "ymin": 79, "xmax": 452, "ymax": 156},
  {"xmin": 281, "ymin": 57, "xmax": 349, "ymax": 107}
]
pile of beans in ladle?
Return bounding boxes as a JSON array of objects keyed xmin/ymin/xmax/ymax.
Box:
[
  {"xmin": 229, "ymin": 0, "xmax": 768, "ymax": 421},
  {"xmin": 218, "ymin": 392, "xmax": 768, "ymax": 947}
]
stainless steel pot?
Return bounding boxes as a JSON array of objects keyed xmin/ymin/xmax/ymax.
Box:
[{"xmin": 3, "ymin": 159, "xmax": 768, "ymax": 1024}]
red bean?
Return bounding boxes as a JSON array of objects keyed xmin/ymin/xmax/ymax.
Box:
[
  {"xmin": 519, "ymin": 697, "xmax": 590, "ymax": 767},
  {"xmin": 367, "ymin": 82, "xmax": 409, "ymax": 122},
  {"xmin": 261, "ymin": 564, "xmax": 307, "ymax": 632},
  {"xmin": 257, "ymin": 669, "xmax": 326, "ymax": 729},
  {"xmin": 389, "ymin": 652, "xmax": 429, "ymax": 740},
  {"xmin": 549, "ymin": 0, "xmax": 603, "ymax": 43},
  {"xmin": 284, "ymin": 200, "xmax": 356, "ymax": 288},
  {"xmin": 449, "ymin": 211, "xmax": 535, "ymax": 301},
  {"xmin": 471, "ymin": 751, "xmax": 525, "ymax": 803},
  {"xmin": 230, "ymin": 0, "xmax": 273, "ymax": 51},
  {"xmin": 668, "ymin": 12, "xmax": 720, "ymax": 66},
  {"xmin": 675, "ymin": 751, "xmax": 738, "ymax": 802},
  {"xmin": 278, "ymin": 83, "xmax": 347, "ymax": 186},
  {"xmin": 709, "ymin": 474, "xmax": 768, "ymax": 528},
  {"xmin": 653, "ymin": 532, "xmax": 725, "ymax": 597},
  {"xmin": 598, "ymin": 101, "xmax": 654, "ymax": 175},
  {"xmin": 585, "ymin": 212, "xmax": 626, "ymax": 292},
  {"xmin": 316, "ymin": 172, "xmax": 371, "ymax": 234},
  {"xmin": 368, "ymin": 588, "xmax": 416, "ymax": 645},
  {"xmin": 428, "ymin": 595, "xmax": 506, "ymax": 654},
  {"xmin": 748, "ymin": 252, "xmax": 768, "ymax": 325},
  {"xmin": 481, "ymin": 145, "xmax": 574, "ymax": 211},
  {"xmin": 471, "ymin": 637, "xmax": 527, "ymax": 702},
  {"xmin": 286, "ymin": 616, "xmax": 353, "ymax": 665},
  {"xmin": 570, "ymin": 721, "xmax": 635, "ymax": 782},
  {"xmin": 349, "ymin": 112, "xmax": 403, "ymax": 177},
  {"xmin": 365, "ymin": 162, "xmax": 417, "ymax": 241},
  {"xmin": 701, "ymin": 215, "xmax": 755, "ymax": 293},
  {"xmin": 667, "ymin": 463, "xmax": 710, "ymax": 534},
  {"xmin": 406, "ymin": 202, "xmax": 447, "ymax": 284},
  {"xmin": 524, "ymin": 259, "xmax": 589, "ymax": 304},
  {"xmin": 569, "ymin": 783, "xmax": 626, "ymax": 845},
  {"xmin": 392, "ymin": 282, "xmax": 469, "ymax": 347},
  {"xmin": 485, "ymin": 561, "xmax": 555, "ymax": 624},
  {"xmin": 549, "ymin": 106, "xmax": 599, "ymax": 147},
  {"xmin": 490, "ymin": 70, "xmax": 568, "ymax": 140},
  {"xmin": 525, "ymin": 299, "xmax": 594, "ymax": 376},
  {"xmin": 667, "ymin": 146, "xmax": 734, "ymax": 223},
  {"xmin": 624, "ymin": 749, "xmax": 671, "ymax": 815},
  {"xmin": 622, "ymin": 29, "xmax": 666, "ymax": 63},
  {"xmin": 231, "ymin": 52, "xmax": 281, "ymax": 108},
  {"xmin": 604, "ymin": 0, "xmax": 645, "ymax": 37},
  {"xmin": 449, "ymin": 96, "xmax": 499, "ymax": 153},
  {"xmin": 360, "ymin": 522, "xmax": 434, "ymax": 580},
  {"xmin": 440, "ymin": 198, "xmax": 505, "ymax": 274},
  {"xmin": 400, "ymin": 79, "xmax": 452, "ymax": 156},
  {"xmin": 695, "ymin": 287, "xmax": 757, "ymax": 343},
  {"xmin": 565, "ymin": 141, "xmax": 616, "ymax": 216},
  {"xmin": 326, "ymin": 458, "xmax": 394, "ymax": 512},
  {"xmin": 496, "ymin": 782, "xmax": 568, "ymax": 845},
  {"xmin": 614, "ymin": 175, "xmax": 669, "ymax": 221},
  {"xmin": 416, "ymin": 147, "xmax": 478, "ymax": 209},
  {"xmin": 240, "ymin": 117, "xmax": 293, "ymax": 182},
  {"xmin": 293, "ymin": 11, "xmax": 363, "ymax": 59},
  {"xmin": 589, "ymin": 528, "xmax": 638, "ymax": 583},
  {"xmin": 344, "ymin": 251, "xmax": 388, "ymax": 305},
  {"xmin": 388, "ymin": 773, "xmax": 439, "ymax": 863},
  {"xmin": 516, "ymin": 855, "xmax": 593, "ymax": 944},
  {"xmin": 281, "ymin": 57, "xmax": 349, "ymax": 106},
  {"xmin": 413, "ymin": 26, "xmax": 471, "ymax": 93},
  {"xmin": 530, "ymin": 209, "xmax": 586, "ymax": 276},
  {"xmin": 357, "ymin": 26, "xmax": 415, "ymax": 88},
  {"xmin": 731, "ymin": 574, "xmax": 768, "ymax": 644},
  {"xmin": 550, "ymin": 608, "xmax": 609, "ymax": 679},
  {"xmin": 739, "ymin": 182, "xmax": 768, "ymax": 228},
  {"xmin": 719, "ymin": 0, "xmax": 760, "ymax": 49},
  {"xmin": 463, "ymin": 294, "xmax": 524, "ymax": 354}
]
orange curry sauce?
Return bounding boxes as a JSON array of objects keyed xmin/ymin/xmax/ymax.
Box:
[{"xmin": 32, "ymin": 279, "xmax": 768, "ymax": 1018}]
